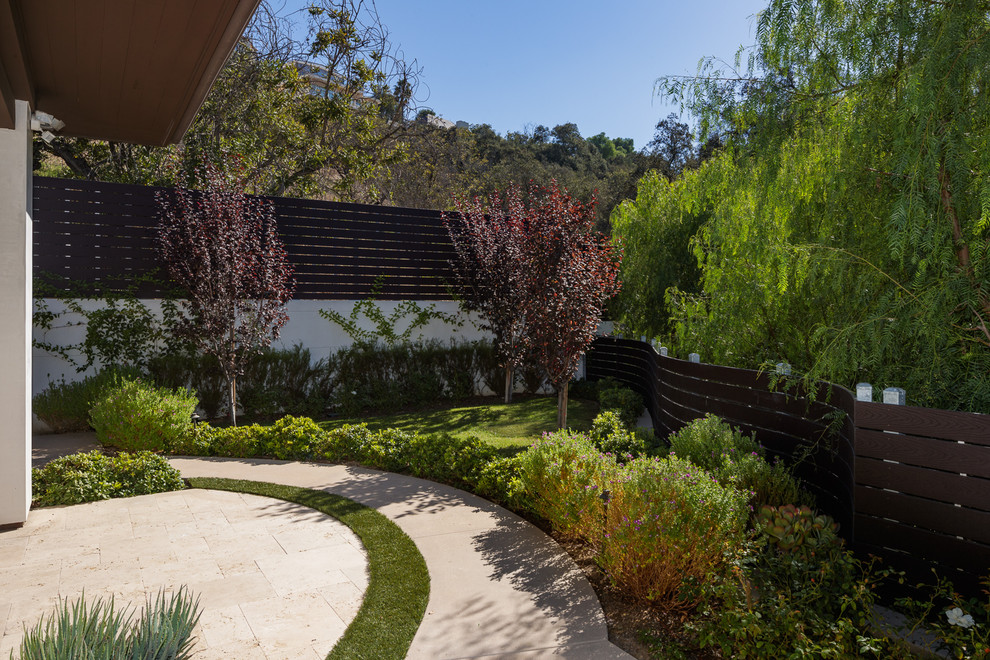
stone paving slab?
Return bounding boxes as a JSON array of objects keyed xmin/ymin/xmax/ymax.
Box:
[
  {"xmin": 0, "ymin": 489, "xmax": 366, "ymax": 659},
  {"xmin": 169, "ymin": 457, "xmax": 634, "ymax": 659}
]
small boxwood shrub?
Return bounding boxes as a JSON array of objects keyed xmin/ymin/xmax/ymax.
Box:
[
  {"xmin": 89, "ymin": 376, "xmax": 198, "ymax": 452},
  {"xmin": 598, "ymin": 384, "xmax": 644, "ymax": 427},
  {"xmin": 32, "ymin": 451, "xmax": 185, "ymax": 507}
]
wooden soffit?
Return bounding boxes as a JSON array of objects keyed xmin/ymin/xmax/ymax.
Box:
[{"xmin": 0, "ymin": 0, "xmax": 260, "ymax": 145}]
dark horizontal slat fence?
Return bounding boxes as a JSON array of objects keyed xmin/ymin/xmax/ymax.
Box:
[
  {"xmin": 852, "ymin": 401, "xmax": 990, "ymax": 590},
  {"xmin": 586, "ymin": 337, "xmax": 990, "ymax": 594},
  {"xmin": 586, "ymin": 338, "xmax": 856, "ymax": 539},
  {"xmin": 33, "ymin": 177, "xmax": 458, "ymax": 299}
]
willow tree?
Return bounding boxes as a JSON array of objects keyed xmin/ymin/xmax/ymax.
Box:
[{"xmin": 616, "ymin": 0, "xmax": 990, "ymax": 411}]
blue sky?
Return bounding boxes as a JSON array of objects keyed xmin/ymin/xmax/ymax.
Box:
[{"xmin": 284, "ymin": 1, "xmax": 768, "ymax": 151}]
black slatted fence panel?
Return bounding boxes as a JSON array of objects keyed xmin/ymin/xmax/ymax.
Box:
[
  {"xmin": 33, "ymin": 177, "xmax": 459, "ymax": 299},
  {"xmin": 852, "ymin": 401, "xmax": 990, "ymax": 592}
]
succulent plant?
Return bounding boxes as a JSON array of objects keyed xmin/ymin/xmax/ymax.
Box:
[{"xmin": 756, "ymin": 503, "xmax": 840, "ymax": 554}]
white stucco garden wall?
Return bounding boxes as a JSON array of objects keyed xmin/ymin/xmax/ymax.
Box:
[{"xmin": 32, "ymin": 298, "xmax": 492, "ymax": 395}]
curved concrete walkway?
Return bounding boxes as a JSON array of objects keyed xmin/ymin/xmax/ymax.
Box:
[
  {"xmin": 16, "ymin": 436, "xmax": 632, "ymax": 659},
  {"xmin": 170, "ymin": 457, "xmax": 633, "ymax": 660}
]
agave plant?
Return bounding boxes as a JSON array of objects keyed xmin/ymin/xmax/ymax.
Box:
[{"xmin": 16, "ymin": 586, "xmax": 201, "ymax": 660}]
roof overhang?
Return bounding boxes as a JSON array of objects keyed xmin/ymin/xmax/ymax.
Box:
[{"xmin": 0, "ymin": 0, "xmax": 260, "ymax": 145}]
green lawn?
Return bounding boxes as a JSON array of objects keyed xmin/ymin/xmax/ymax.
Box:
[{"xmin": 320, "ymin": 395, "xmax": 599, "ymax": 451}]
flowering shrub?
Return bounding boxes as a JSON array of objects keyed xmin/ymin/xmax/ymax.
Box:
[
  {"xmin": 32, "ymin": 451, "xmax": 184, "ymax": 506},
  {"xmin": 599, "ymin": 455, "xmax": 750, "ymax": 611},
  {"xmin": 89, "ymin": 376, "xmax": 197, "ymax": 452},
  {"xmin": 517, "ymin": 430, "xmax": 618, "ymax": 541}
]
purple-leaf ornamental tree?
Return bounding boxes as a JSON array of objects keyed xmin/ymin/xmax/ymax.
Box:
[
  {"xmin": 156, "ymin": 165, "xmax": 294, "ymax": 425},
  {"xmin": 523, "ymin": 182, "xmax": 622, "ymax": 429},
  {"xmin": 446, "ymin": 186, "xmax": 530, "ymax": 403}
]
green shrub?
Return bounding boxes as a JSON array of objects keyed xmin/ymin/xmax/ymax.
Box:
[
  {"xmin": 401, "ymin": 433, "xmax": 499, "ymax": 486},
  {"xmin": 32, "ymin": 451, "xmax": 185, "ymax": 507},
  {"xmin": 568, "ymin": 378, "xmax": 600, "ymax": 401},
  {"xmin": 475, "ymin": 340, "xmax": 509, "ymax": 397},
  {"xmin": 33, "ymin": 368, "xmax": 141, "ymax": 433},
  {"xmin": 238, "ymin": 344, "xmax": 330, "ymax": 419},
  {"xmin": 256, "ymin": 415, "xmax": 328, "ymax": 460},
  {"xmin": 589, "ymin": 410, "xmax": 647, "ymax": 457},
  {"xmin": 179, "ymin": 423, "xmax": 264, "ymax": 458},
  {"xmin": 693, "ymin": 508, "xmax": 885, "ymax": 658},
  {"xmin": 89, "ymin": 376, "xmax": 197, "ymax": 452},
  {"xmin": 17, "ymin": 586, "xmax": 200, "ymax": 660},
  {"xmin": 474, "ymin": 455, "xmax": 526, "ymax": 508},
  {"xmin": 145, "ymin": 350, "xmax": 226, "ymax": 420},
  {"xmin": 669, "ymin": 414, "xmax": 761, "ymax": 469},
  {"xmin": 517, "ymin": 430, "xmax": 618, "ymax": 540},
  {"xmin": 147, "ymin": 346, "xmax": 333, "ymax": 422},
  {"xmin": 669, "ymin": 414, "xmax": 809, "ymax": 507},
  {"xmin": 598, "ymin": 382, "xmax": 644, "ymax": 427},
  {"xmin": 599, "ymin": 455, "xmax": 751, "ymax": 612}
]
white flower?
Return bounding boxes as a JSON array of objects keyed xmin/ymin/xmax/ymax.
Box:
[
  {"xmin": 351, "ymin": 391, "xmax": 357, "ymax": 395},
  {"xmin": 946, "ymin": 607, "xmax": 975, "ymax": 629}
]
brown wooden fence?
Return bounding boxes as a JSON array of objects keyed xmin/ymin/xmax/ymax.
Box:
[
  {"xmin": 586, "ymin": 337, "xmax": 990, "ymax": 593},
  {"xmin": 33, "ymin": 177, "xmax": 457, "ymax": 299}
]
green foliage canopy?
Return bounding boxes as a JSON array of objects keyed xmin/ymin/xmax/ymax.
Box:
[
  {"xmin": 35, "ymin": 0, "xmax": 419, "ymax": 201},
  {"xmin": 616, "ymin": 0, "xmax": 990, "ymax": 411}
]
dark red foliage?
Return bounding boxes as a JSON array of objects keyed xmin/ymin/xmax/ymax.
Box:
[
  {"xmin": 156, "ymin": 164, "xmax": 294, "ymax": 424},
  {"xmin": 446, "ymin": 187, "xmax": 530, "ymax": 402},
  {"xmin": 446, "ymin": 181, "xmax": 622, "ymax": 424},
  {"xmin": 523, "ymin": 182, "xmax": 622, "ymax": 427}
]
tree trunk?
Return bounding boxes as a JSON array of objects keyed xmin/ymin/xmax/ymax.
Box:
[
  {"xmin": 229, "ymin": 377, "xmax": 237, "ymax": 427},
  {"xmin": 504, "ymin": 366, "xmax": 513, "ymax": 404},
  {"xmin": 557, "ymin": 381, "xmax": 569, "ymax": 429},
  {"xmin": 229, "ymin": 323, "xmax": 237, "ymax": 426}
]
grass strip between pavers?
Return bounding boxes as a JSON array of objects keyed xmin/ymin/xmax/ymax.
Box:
[{"xmin": 187, "ymin": 477, "xmax": 429, "ymax": 660}]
